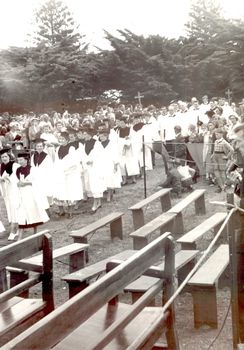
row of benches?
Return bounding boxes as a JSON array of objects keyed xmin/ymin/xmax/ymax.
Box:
[{"xmin": 1, "ymin": 232, "xmax": 180, "ymax": 349}]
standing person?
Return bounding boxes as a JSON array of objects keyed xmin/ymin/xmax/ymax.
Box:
[
  {"xmin": 53, "ymin": 132, "xmax": 84, "ymax": 218},
  {"xmin": 211, "ymin": 128, "xmax": 234, "ymax": 192},
  {"xmin": 82, "ymin": 128, "xmax": 106, "ymax": 212},
  {"xmin": 31, "ymin": 138, "xmax": 54, "ymax": 209},
  {"xmin": 15, "ymin": 151, "xmax": 50, "ymax": 240},
  {"xmin": 0, "ymin": 148, "xmax": 19, "ymax": 240},
  {"xmin": 202, "ymin": 122, "xmax": 216, "ymax": 184},
  {"xmin": 98, "ymin": 128, "xmax": 122, "ymax": 202},
  {"xmin": 0, "ymin": 219, "xmax": 5, "ymax": 233}
]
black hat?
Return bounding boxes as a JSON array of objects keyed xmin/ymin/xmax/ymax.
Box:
[
  {"xmin": 34, "ymin": 138, "xmax": 46, "ymax": 144},
  {"xmin": 12, "ymin": 140, "xmax": 24, "ymax": 146},
  {"xmin": 83, "ymin": 127, "xmax": 96, "ymax": 136},
  {"xmin": 60, "ymin": 131, "xmax": 70, "ymax": 140},
  {"xmin": 0, "ymin": 148, "xmax": 11, "ymax": 156},
  {"xmin": 98, "ymin": 128, "xmax": 110, "ymax": 135},
  {"xmin": 205, "ymin": 110, "xmax": 215, "ymax": 118},
  {"xmin": 17, "ymin": 151, "xmax": 31, "ymax": 158}
]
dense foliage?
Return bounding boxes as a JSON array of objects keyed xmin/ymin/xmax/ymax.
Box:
[{"xmin": 0, "ymin": 0, "xmax": 244, "ymax": 112}]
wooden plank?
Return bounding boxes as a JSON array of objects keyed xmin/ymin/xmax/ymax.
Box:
[
  {"xmin": 18, "ymin": 243, "xmax": 89, "ymax": 267},
  {"xmin": 0, "ymin": 276, "xmax": 41, "ymax": 304},
  {"xmin": 188, "ymin": 245, "xmax": 229, "ymax": 286},
  {"xmin": 177, "ymin": 212, "xmax": 227, "ymax": 245},
  {"xmin": 52, "ymin": 304, "xmax": 168, "ymax": 350},
  {"xmin": 0, "ymin": 299, "xmax": 46, "ymax": 337},
  {"xmin": 130, "ymin": 213, "xmax": 176, "ymax": 238},
  {"xmin": 0, "ymin": 231, "xmax": 48, "ymax": 270},
  {"xmin": 62, "ymin": 250, "xmax": 136, "ymax": 283},
  {"xmin": 2, "ymin": 233, "xmax": 172, "ymax": 350},
  {"xmin": 168, "ymin": 189, "xmax": 206, "ymax": 214},
  {"xmin": 124, "ymin": 250, "xmax": 199, "ymax": 293},
  {"xmin": 0, "ymin": 297, "xmax": 23, "ymax": 313},
  {"xmin": 70, "ymin": 212, "xmax": 124, "ymax": 239},
  {"xmin": 129, "ymin": 189, "xmax": 172, "ymax": 210}
]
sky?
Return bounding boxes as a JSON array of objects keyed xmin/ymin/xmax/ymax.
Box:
[{"xmin": 0, "ymin": 0, "xmax": 244, "ymax": 50}]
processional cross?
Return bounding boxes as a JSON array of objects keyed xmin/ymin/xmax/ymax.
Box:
[
  {"xmin": 225, "ymin": 88, "xmax": 232, "ymax": 105},
  {"xmin": 134, "ymin": 91, "xmax": 144, "ymax": 106}
]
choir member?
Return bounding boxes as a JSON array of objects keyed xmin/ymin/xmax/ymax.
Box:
[
  {"xmin": 0, "ymin": 148, "xmax": 19, "ymax": 240},
  {"xmin": 53, "ymin": 132, "xmax": 84, "ymax": 218},
  {"xmin": 15, "ymin": 151, "xmax": 50, "ymax": 240}
]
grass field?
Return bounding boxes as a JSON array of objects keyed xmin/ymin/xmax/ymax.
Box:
[{"xmin": 0, "ymin": 155, "xmax": 233, "ymax": 349}]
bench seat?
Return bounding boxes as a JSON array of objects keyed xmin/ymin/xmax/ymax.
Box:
[
  {"xmin": 188, "ymin": 244, "xmax": 229, "ymax": 328},
  {"xmin": 53, "ymin": 302, "xmax": 168, "ymax": 350},
  {"xmin": 129, "ymin": 188, "xmax": 172, "ymax": 229},
  {"xmin": 177, "ymin": 212, "xmax": 227, "ymax": 250},
  {"xmin": 168, "ymin": 189, "xmax": 206, "ymax": 234},
  {"xmin": 124, "ymin": 250, "xmax": 199, "ymax": 302},
  {"xmin": 0, "ymin": 297, "xmax": 46, "ymax": 338},
  {"xmin": 13, "ymin": 243, "xmax": 89, "ymax": 273},
  {"xmin": 70, "ymin": 212, "xmax": 124, "ymax": 243},
  {"xmin": 130, "ymin": 212, "xmax": 177, "ymax": 249},
  {"xmin": 62, "ymin": 250, "xmax": 136, "ymax": 298}
]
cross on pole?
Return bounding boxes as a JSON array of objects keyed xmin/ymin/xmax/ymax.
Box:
[
  {"xmin": 225, "ymin": 88, "xmax": 232, "ymax": 105},
  {"xmin": 134, "ymin": 91, "xmax": 144, "ymax": 106}
]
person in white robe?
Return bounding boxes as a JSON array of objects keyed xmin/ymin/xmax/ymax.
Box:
[
  {"xmin": 117, "ymin": 117, "xmax": 140, "ymax": 185},
  {"xmin": 15, "ymin": 152, "xmax": 50, "ymax": 240},
  {"xmin": 82, "ymin": 128, "xmax": 107, "ymax": 212},
  {"xmin": 31, "ymin": 138, "xmax": 54, "ymax": 209},
  {"xmin": 98, "ymin": 128, "xmax": 122, "ymax": 202},
  {"xmin": 53, "ymin": 132, "xmax": 84, "ymax": 218},
  {"xmin": 0, "ymin": 148, "xmax": 20, "ymax": 240},
  {"xmin": 0, "ymin": 220, "xmax": 5, "ymax": 233}
]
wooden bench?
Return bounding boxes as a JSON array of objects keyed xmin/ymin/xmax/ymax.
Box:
[
  {"xmin": 124, "ymin": 249, "xmax": 199, "ymax": 303},
  {"xmin": 129, "ymin": 188, "xmax": 172, "ymax": 230},
  {"xmin": 62, "ymin": 250, "xmax": 136, "ymax": 298},
  {"xmin": 0, "ymin": 230, "xmax": 54, "ymax": 347},
  {"xmin": 177, "ymin": 212, "xmax": 227, "ymax": 250},
  {"xmin": 168, "ymin": 189, "xmax": 206, "ymax": 235},
  {"xmin": 130, "ymin": 212, "xmax": 177, "ymax": 249},
  {"xmin": 2, "ymin": 233, "xmax": 180, "ymax": 350},
  {"xmin": 70, "ymin": 212, "xmax": 124, "ymax": 245},
  {"xmin": 188, "ymin": 244, "xmax": 229, "ymax": 328}
]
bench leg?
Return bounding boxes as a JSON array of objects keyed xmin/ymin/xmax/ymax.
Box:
[
  {"xmin": 133, "ymin": 236, "xmax": 149, "ymax": 250},
  {"xmin": 180, "ymin": 242, "xmax": 197, "ymax": 250},
  {"xmin": 110, "ymin": 217, "xmax": 123, "ymax": 240},
  {"xmin": 131, "ymin": 292, "xmax": 156, "ymax": 306},
  {"xmin": 69, "ymin": 250, "xmax": 86, "ymax": 273},
  {"xmin": 160, "ymin": 193, "xmax": 171, "ymax": 212},
  {"xmin": 218, "ymin": 265, "xmax": 230, "ymax": 289},
  {"xmin": 174, "ymin": 213, "xmax": 184, "ymax": 235},
  {"xmin": 160, "ymin": 220, "xmax": 174, "ymax": 236},
  {"xmin": 192, "ymin": 285, "xmax": 218, "ymax": 328},
  {"xmin": 73, "ymin": 237, "xmax": 89, "ymax": 263},
  {"xmin": 177, "ymin": 259, "xmax": 196, "ymax": 292},
  {"xmin": 68, "ymin": 280, "xmax": 89, "ymax": 299},
  {"xmin": 10, "ymin": 270, "xmax": 29, "ymax": 298},
  {"xmin": 0, "ymin": 268, "xmax": 8, "ymax": 292},
  {"xmin": 132, "ymin": 209, "xmax": 145, "ymax": 230},
  {"xmin": 195, "ymin": 195, "xmax": 206, "ymax": 215}
]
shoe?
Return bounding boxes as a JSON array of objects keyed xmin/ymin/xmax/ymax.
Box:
[
  {"xmin": 8, "ymin": 232, "xmax": 18, "ymax": 241},
  {"xmin": 91, "ymin": 205, "xmax": 101, "ymax": 214}
]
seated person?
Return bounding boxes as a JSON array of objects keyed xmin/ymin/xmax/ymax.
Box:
[{"xmin": 158, "ymin": 160, "xmax": 195, "ymax": 197}]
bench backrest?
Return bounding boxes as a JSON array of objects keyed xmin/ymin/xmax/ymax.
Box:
[
  {"xmin": 4, "ymin": 232, "xmax": 175, "ymax": 350},
  {"xmin": 0, "ymin": 230, "xmax": 54, "ymax": 312}
]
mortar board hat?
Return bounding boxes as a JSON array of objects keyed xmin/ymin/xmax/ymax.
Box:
[
  {"xmin": 17, "ymin": 150, "xmax": 31, "ymax": 158},
  {"xmin": 98, "ymin": 128, "xmax": 110, "ymax": 135},
  {"xmin": 12, "ymin": 141, "xmax": 24, "ymax": 147},
  {"xmin": 34, "ymin": 138, "xmax": 46, "ymax": 144},
  {"xmin": 0, "ymin": 148, "xmax": 11, "ymax": 156},
  {"xmin": 83, "ymin": 127, "xmax": 96, "ymax": 136}
]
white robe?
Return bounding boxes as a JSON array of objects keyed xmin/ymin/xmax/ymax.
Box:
[
  {"xmin": 117, "ymin": 128, "xmax": 140, "ymax": 177},
  {"xmin": 100, "ymin": 140, "xmax": 122, "ymax": 189},
  {"xmin": 83, "ymin": 140, "xmax": 107, "ymax": 198},
  {"xmin": 15, "ymin": 168, "xmax": 49, "ymax": 226},
  {"xmin": 31, "ymin": 152, "xmax": 54, "ymax": 209},
  {"xmin": 0, "ymin": 162, "xmax": 20, "ymax": 223},
  {"xmin": 53, "ymin": 146, "xmax": 84, "ymax": 201}
]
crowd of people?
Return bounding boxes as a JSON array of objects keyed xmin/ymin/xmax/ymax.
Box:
[{"xmin": 0, "ymin": 94, "xmax": 244, "ymax": 241}]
